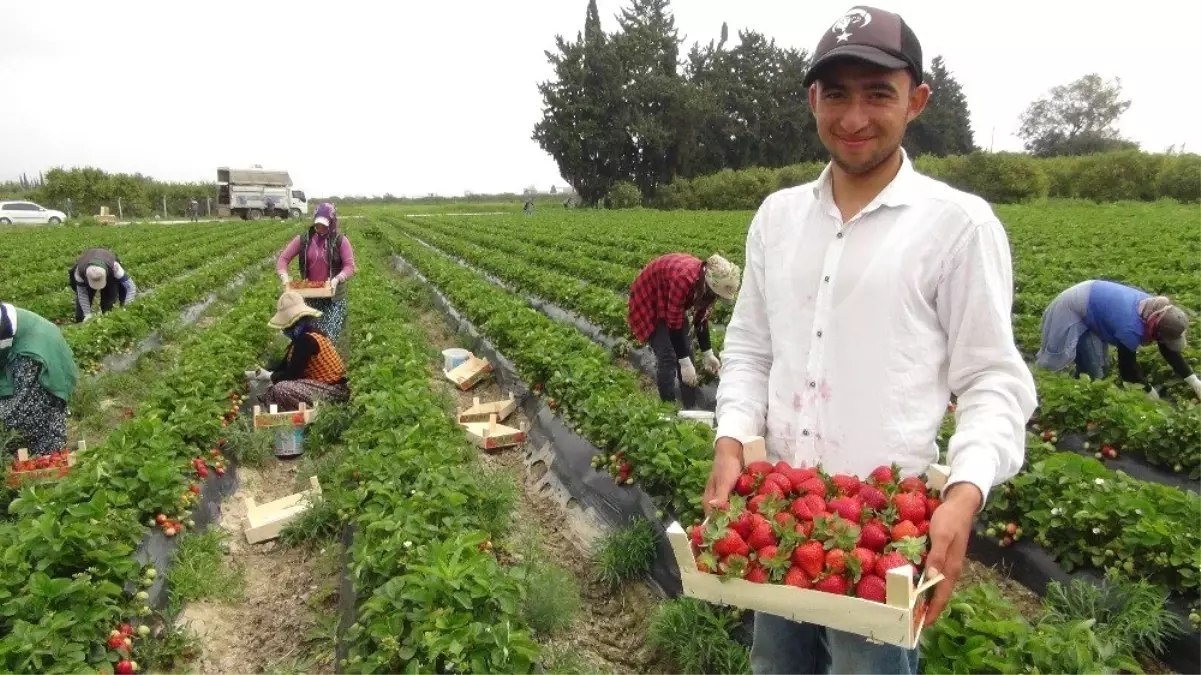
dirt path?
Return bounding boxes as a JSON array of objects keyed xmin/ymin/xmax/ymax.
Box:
[
  {"xmin": 414, "ymin": 306, "xmax": 668, "ymax": 675},
  {"xmin": 174, "ymin": 457, "xmax": 338, "ymax": 674}
]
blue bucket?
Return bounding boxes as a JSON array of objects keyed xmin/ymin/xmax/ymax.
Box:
[{"xmin": 274, "ymin": 428, "xmax": 304, "ymax": 458}]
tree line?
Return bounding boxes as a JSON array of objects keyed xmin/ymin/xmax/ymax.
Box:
[
  {"xmin": 533, "ymin": 0, "xmax": 1160, "ymax": 207},
  {"xmin": 0, "ymin": 167, "xmax": 214, "ymax": 219}
]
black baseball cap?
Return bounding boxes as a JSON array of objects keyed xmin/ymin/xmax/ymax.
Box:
[{"xmin": 802, "ymin": 6, "xmax": 923, "ymax": 88}]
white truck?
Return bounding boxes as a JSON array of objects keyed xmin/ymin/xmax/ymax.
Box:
[{"xmin": 216, "ymin": 167, "xmax": 309, "ymax": 220}]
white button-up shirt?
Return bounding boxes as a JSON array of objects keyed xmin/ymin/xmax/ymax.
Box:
[{"xmin": 715, "ymin": 152, "xmax": 1037, "ymax": 504}]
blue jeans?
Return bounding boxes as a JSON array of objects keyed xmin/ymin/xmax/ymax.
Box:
[
  {"xmin": 1073, "ymin": 331, "xmax": 1108, "ymax": 381},
  {"xmin": 751, "ymin": 612, "xmax": 919, "ymax": 674}
]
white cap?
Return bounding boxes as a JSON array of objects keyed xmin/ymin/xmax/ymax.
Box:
[
  {"xmin": 313, "ymin": 216, "xmax": 331, "ymax": 227},
  {"xmin": 85, "ymin": 266, "xmax": 108, "ymax": 290}
]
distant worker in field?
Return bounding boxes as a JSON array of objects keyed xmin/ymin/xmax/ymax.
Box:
[
  {"xmin": 249, "ymin": 291, "xmax": 350, "ymax": 410},
  {"xmin": 524, "ymin": 199, "xmax": 534, "ymax": 215},
  {"xmin": 0, "ymin": 300, "xmax": 79, "ymax": 455},
  {"xmin": 1036, "ymin": 279, "xmax": 1200, "ymax": 400},
  {"xmin": 275, "ymin": 202, "xmax": 356, "ymax": 342},
  {"xmin": 628, "ymin": 253, "xmax": 741, "ymax": 408},
  {"xmin": 189, "ymin": 198, "xmax": 199, "ymax": 222},
  {"xmin": 68, "ymin": 248, "xmax": 138, "ymax": 323}
]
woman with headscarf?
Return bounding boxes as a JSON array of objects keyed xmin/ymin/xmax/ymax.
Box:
[
  {"xmin": 1036, "ymin": 279, "xmax": 1200, "ymax": 399},
  {"xmin": 276, "ymin": 202, "xmax": 356, "ymax": 342},
  {"xmin": 249, "ymin": 291, "xmax": 350, "ymax": 410},
  {"xmin": 0, "ymin": 301, "xmax": 79, "ymax": 454}
]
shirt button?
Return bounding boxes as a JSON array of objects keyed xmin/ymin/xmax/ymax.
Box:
[
  {"xmin": 816, "ymin": 330, "xmax": 823, "ymax": 337},
  {"xmin": 836, "ymin": 232, "xmax": 844, "ymax": 239},
  {"xmin": 809, "ymin": 381, "xmax": 816, "ymax": 388},
  {"xmin": 802, "ymin": 429, "xmax": 810, "ymax": 436},
  {"xmin": 824, "ymin": 276, "xmax": 830, "ymax": 282}
]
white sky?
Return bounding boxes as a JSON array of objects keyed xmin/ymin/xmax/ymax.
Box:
[{"xmin": 2, "ymin": 1, "xmax": 1198, "ymax": 198}]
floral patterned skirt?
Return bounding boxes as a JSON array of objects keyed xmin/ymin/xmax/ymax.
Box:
[
  {"xmin": 0, "ymin": 356, "xmax": 68, "ymax": 455},
  {"xmin": 304, "ymin": 296, "xmax": 348, "ymax": 343}
]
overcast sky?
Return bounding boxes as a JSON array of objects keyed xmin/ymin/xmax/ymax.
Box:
[{"xmin": 2, "ymin": 1, "xmax": 1197, "ymax": 198}]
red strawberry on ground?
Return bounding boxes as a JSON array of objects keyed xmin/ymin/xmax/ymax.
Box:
[
  {"xmin": 858, "ymin": 520, "xmax": 890, "ymax": 551},
  {"xmin": 815, "ymin": 573, "xmax": 850, "ymax": 595},
  {"xmin": 892, "ymin": 491, "xmax": 927, "ymax": 524},
  {"xmin": 792, "ymin": 540, "xmax": 826, "ymax": 578},
  {"xmin": 784, "ymin": 566, "xmax": 813, "ymax": 588},
  {"xmin": 831, "ymin": 474, "xmax": 861, "ymax": 496},
  {"xmin": 869, "ymin": 464, "xmax": 898, "ymax": 486},
  {"xmin": 855, "ymin": 574, "xmax": 888, "ymax": 602},
  {"xmin": 828, "ymin": 496, "xmax": 863, "ymax": 523},
  {"xmin": 735, "ymin": 474, "xmax": 756, "ymax": 496},
  {"xmin": 107, "ymin": 634, "xmax": 127, "ymax": 650},
  {"xmin": 746, "ymin": 461, "xmax": 775, "ymax": 478},
  {"xmin": 858, "ymin": 484, "xmax": 888, "ymax": 511},
  {"xmin": 891, "ymin": 520, "xmax": 920, "ymax": 542}
]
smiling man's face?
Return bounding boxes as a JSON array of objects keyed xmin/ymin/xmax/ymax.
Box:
[{"xmin": 809, "ymin": 60, "xmax": 930, "ymax": 176}]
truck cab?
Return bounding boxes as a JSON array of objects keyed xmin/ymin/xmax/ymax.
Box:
[{"xmin": 216, "ymin": 167, "xmax": 309, "ymax": 220}]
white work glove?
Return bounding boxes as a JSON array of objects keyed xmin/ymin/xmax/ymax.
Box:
[
  {"xmin": 679, "ymin": 357, "xmax": 698, "ymax": 387},
  {"xmin": 82, "ymin": 313, "xmax": 94, "ymax": 322},
  {"xmin": 329, "ymin": 277, "xmax": 339, "ymax": 294},
  {"xmin": 254, "ymin": 368, "xmax": 274, "ymax": 381},
  {"xmin": 1187, "ymin": 374, "xmax": 1201, "ymax": 400},
  {"xmin": 702, "ymin": 349, "xmax": 721, "ymax": 374},
  {"xmin": 1146, "ymin": 387, "xmax": 1161, "ymax": 401},
  {"xmin": 278, "ymin": 271, "xmax": 290, "ymax": 287}
]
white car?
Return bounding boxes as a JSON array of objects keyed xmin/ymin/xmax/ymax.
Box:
[{"xmin": 0, "ymin": 200, "xmax": 68, "ymax": 225}]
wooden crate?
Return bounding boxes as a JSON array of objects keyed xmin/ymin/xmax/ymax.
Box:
[
  {"xmin": 286, "ymin": 280, "xmax": 334, "ymax": 298},
  {"xmin": 461, "ymin": 413, "xmax": 526, "ymax": 451},
  {"xmin": 243, "ymin": 476, "xmax": 322, "ymax": 544},
  {"xmin": 444, "ymin": 354, "xmax": 493, "ymax": 391},
  {"xmin": 253, "ymin": 401, "xmax": 319, "ymax": 429},
  {"xmin": 457, "ymin": 393, "xmax": 517, "ymax": 424},
  {"xmin": 6, "ymin": 441, "xmax": 86, "ymax": 487},
  {"xmin": 665, "ymin": 436, "xmax": 946, "ymax": 649}
]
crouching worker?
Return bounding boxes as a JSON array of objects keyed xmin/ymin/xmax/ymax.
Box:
[
  {"xmin": 251, "ymin": 291, "xmax": 349, "ymax": 409},
  {"xmin": 1, "ymin": 301, "xmax": 79, "ymax": 455},
  {"xmin": 69, "ymin": 248, "xmax": 137, "ymax": 322}
]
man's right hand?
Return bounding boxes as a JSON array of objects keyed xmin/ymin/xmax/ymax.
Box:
[
  {"xmin": 703, "ymin": 437, "xmax": 744, "ymax": 516},
  {"xmin": 679, "ymin": 357, "xmax": 699, "ymax": 387}
]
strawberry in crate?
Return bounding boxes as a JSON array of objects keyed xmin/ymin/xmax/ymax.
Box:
[{"xmin": 688, "ymin": 460, "xmax": 941, "ymax": 602}]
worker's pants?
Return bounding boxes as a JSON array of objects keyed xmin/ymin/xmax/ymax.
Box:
[
  {"xmin": 649, "ymin": 322, "xmax": 697, "ymax": 408},
  {"xmin": 1073, "ymin": 331, "xmax": 1109, "ymax": 381}
]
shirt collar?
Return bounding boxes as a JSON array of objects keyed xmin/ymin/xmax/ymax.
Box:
[
  {"xmin": 0, "ymin": 303, "xmax": 15, "ymax": 350},
  {"xmin": 811, "ymin": 147, "xmax": 918, "ymax": 209}
]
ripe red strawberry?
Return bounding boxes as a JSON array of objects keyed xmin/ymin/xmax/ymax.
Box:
[
  {"xmin": 926, "ymin": 496, "xmax": 942, "ymax": 513},
  {"xmin": 784, "ymin": 566, "xmax": 813, "ymax": 588},
  {"xmin": 828, "ymin": 496, "xmax": 863, "ymax": 524},
  {"xmin": 892, "ymin": 492, "xmax": 927, "ymax": 523},
  {"xmin": 899, "ymin": 476, "xmax": 927, "ymax": 493},
  {"xmin": 875, "ymin": 551, "xmax": 913, "ymax": 578},
  {"xmin": 795, "ymin": 520, "xmax": 815, "ymax": 538},
  {"xmin": 825, "ymin": 548, "xmax": 848, "ymax": 574},
  {"xmin": 891, "ymin": 520, "xmax": 919, "ymax": 542},
  {"xmin": 748, "ymin": 495, "xmax": 767, "ymax": 514},
  {"xmin": 917, "ymin": 520, "xmax": 930, "ymax": 537},
  {"xmin": 858, "ymin": 520, "xmax": 890, "ymax": 552},
  {"xmin": 746, "ymin": 461, "xmax": 775, "ymax": 477},
  {"xmin": 746, "ymin": 563, "xmax": 769, "ymax": 583},
  {"xmin": 852, "ymin": 547, "xmax": 877, "ymax": 575},
  {"xmin": 791, "ymin": 497, "xmax": 817, "ymax": 521},
  {"xmin": 797, "ymin": 477, "xmax": 828, "ymax": 499},
  {"xmin": 731, "ymin": 512, "xmax": 755, "ymax": 540},
  {"xmin": 869, "ymin": 464, "xmax": 897, "ymax": 486},
  {"xmin": 713, "ymin": 531, "xmax": 750, "ymax": 558},
  {"xmin": 774, "ymin": 512, "xmax": 797, "ymax": 531},
  {"xmin": 747, "ymin": 522, "xmax": 777, "ymax": 550},
  {"xmin": 792, "ymin": 540, "xmax": 826, "ymax": 578},
  {"xmin": 759, "ymin": 474, "xmax": 791, "ymax": 497},
  {"xmin": 783, "ymin": 467, "xmax": 818, "ymax": 491},
  {"xmin": 690, "ymin": 525, "xmax": 704, "ymax": 548},
  {"xmin": 855, "ymin": 574, "xmax": 888, "ymax": 602},
  {"xmin": 773, "ymin": 461, "xmax": 793, "ymax": 474},
  {"xmin": 857, "ymin": 484, "xmax": 888, "ymax": 511},
  {"xmin": 734, "ymin": 474, "xmax": 756, "ymax": 496},
  {"xmin": 815, "ymin": 573, "xmax": 849, "ymax": 595},
  {"xmin": 115, "ymin": 660, "xmax": 136, "ymax": 675},
  {"xmin": 107, "ymin": 634, "xmax": 127, "ymax": 650},
  {"xmin": 831, "ymin": 474, "xmax": 861, "ymax": 496},
  {"xmin": 119, "ymin": 623, "xmax": 134, "ymax": 636}
]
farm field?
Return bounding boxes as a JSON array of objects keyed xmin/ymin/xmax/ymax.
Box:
[{"xmin": 0, "ymin": 202, "xmax": 1197, "ymax": 674}]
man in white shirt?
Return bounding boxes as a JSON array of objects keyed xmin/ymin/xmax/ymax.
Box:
[{"xmin": 704, "ymin": 5, "xmax": 1038, "ymax": 674}]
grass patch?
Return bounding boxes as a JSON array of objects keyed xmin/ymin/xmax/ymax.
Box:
[
  {"xmin": 520, "ymin": 560, "xmax": 580, "ymax": 636},
  {"xmin": 591, "ymin": 517, "xmax": 658, "ymax": 590},
  {"xmin": 647, "ymin": 597, "xmax": 751, "ymax": 675},
  {"xmin": 167, "ymin": 529, "xmax": 246, "ymax": 609},
  {"xmin": 539, "ymin": 642, "xmax": 612, "ymax": 675},
  {"xmin": 473, "ymin": 463, "xmax": 520, "ymax": 538}
]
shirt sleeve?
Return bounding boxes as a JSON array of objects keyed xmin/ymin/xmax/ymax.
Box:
[
  {"xmin": 1158, "ymin": 342, "xmax": 1194, "ymax": 379},
  {"xmin": 335, "ymin": 236, "xmax": 357, "ymax": 282},
  {"xmin": 1116, "ymin": 345, "xmax": 1147, "ymax": 387},
  {"xmin": 75, "ymin": 284, "xmax": 93, "ymax": 317},
  {"xmin": 276, "ymin": 236, "xmax": 302, "ymax": 274},
  {"xmin": 715, "ymin": 205, "xmax": 773, "ymax": 444},
  {"xmin": 935, "ymin": 218, "xmax": 1038, "ymax": 507},
  {"xmin": 113, "ymin": 263, "xmax": 137, "ymax": 302}
]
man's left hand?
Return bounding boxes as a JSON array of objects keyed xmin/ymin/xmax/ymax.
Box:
[{"xmin": 922, "ymin": 481, "xmax": 982, "ymax": 627}]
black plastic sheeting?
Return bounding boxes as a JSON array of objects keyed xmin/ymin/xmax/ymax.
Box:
[
  {"xmin": 968, "ymin": 529, "xmax": 1200, "ymax": 674},
  {"xmin": 127, "ymin": 459, "xmax": 241, "ymax": 613},
  {"xmin": 1053, "ymin": 431, "xmax": 1198, "ymax": 494},
  {"xmin": 407, "ymin": 237, "xmax": 720, "ymax": 411},
  {"xmin": 392, "ymin": 255, "xmax": 686, "ymax": 598}
]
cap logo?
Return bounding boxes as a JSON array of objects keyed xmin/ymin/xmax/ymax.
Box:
[{"xmin": 831, "ymin": 8, "xmax": 871, "ymax": 43}]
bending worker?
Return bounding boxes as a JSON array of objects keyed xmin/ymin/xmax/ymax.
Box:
[
  {"xmin": 627, "ymin": 252, "xmax": 741, "ymax": 408},
  {"xmin": 1036, "ymin": 279, "xmax": 1200, "ymax": 399},
  {"xmin": 69, "ymin": 248, "xmax": 137, "ymax": 322}
]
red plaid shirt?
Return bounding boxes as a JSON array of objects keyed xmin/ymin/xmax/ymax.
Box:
[{"xmin": 627, "ymin": 253, "xmax": 709, "ymax": 343}]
